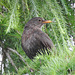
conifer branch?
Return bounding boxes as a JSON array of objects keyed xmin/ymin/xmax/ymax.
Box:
[
  {"xmin": 8, "ymin": 48, "xmax": 30, "ymax": 68},
  {"xmin": 5, "ymin": 50, "xmax": 18, "ymax": 72}
]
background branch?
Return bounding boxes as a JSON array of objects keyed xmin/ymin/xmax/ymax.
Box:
[
  {"xmin": 8, "ymin": 48, "xmax": 30, "ymax": 68},
  {"xmin": 4, "ymin": 50, "xmax": 18, "ymax": 72}
]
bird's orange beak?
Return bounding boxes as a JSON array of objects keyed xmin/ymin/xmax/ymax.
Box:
[{"xmin": 42, "ymin": 20, "xmax": 52, "ymax": 23}]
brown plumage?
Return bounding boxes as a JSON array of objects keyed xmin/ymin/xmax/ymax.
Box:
[{"xmin": 21, "ymin": 17, "xmax": 54, "ymax": 59}]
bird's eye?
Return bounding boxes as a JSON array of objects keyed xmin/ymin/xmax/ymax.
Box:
[{"xmin": 39, "ymin": 19, "xmax": 41, "ymax": 21}]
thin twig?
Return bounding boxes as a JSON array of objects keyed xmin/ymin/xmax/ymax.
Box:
[
  {"xmin": 0, "ymin": 12, "xmax": 4, "ymax": 16},
  {"xmin": 8, "ymin": 48, "xmax": 30, "ymax": 68},
  {"xmin": 16, "ymin": 30, "xmax": 22, "ymax": 36},
  {"xmin": 5, "ymin": 50, "xmax": 18, "ymax": 72}
]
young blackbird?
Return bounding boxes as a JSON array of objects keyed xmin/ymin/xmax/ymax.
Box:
[{"xmin": 21, "ymin": 17, "xmax": 54, "ymax": 59}]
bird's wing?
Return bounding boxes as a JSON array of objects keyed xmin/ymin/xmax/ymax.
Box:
[{"xmin": 33, "ymin": 29, "xmax": 54, "ymax": 50}]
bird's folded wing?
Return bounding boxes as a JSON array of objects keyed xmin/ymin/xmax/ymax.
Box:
[{"xmin": 33, "ymin": 31, "xmax": 54, "ymax": 50}]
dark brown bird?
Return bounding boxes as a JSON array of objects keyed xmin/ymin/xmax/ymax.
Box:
[{"xmin": 21, "ymin": 17, "xmax": 54, "ymax": 59}]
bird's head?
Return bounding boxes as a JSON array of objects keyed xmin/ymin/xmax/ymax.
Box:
[{"xmin": 26, "ymin": 17, "xmax": 52, "ymax": 28}]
